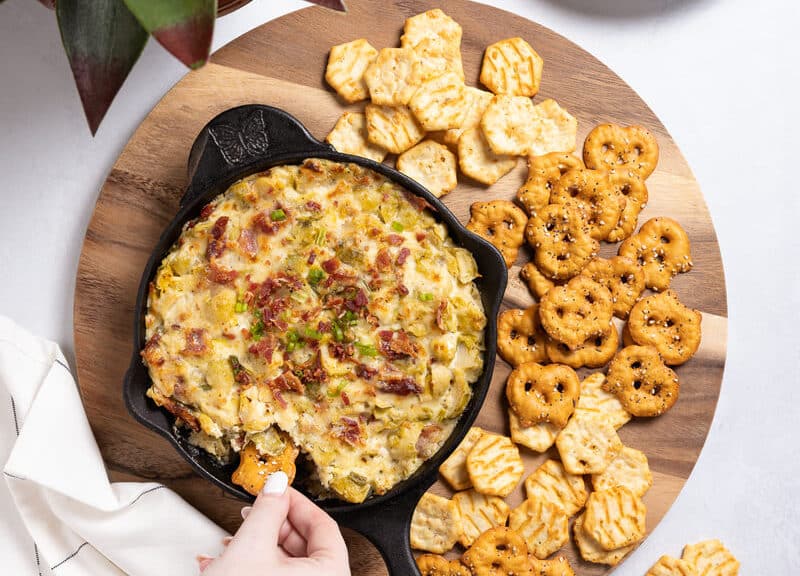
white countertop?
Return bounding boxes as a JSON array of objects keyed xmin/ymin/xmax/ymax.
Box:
[{"xmin": 1, "ymin": 0, "xmax": 798, "ymax": 572}]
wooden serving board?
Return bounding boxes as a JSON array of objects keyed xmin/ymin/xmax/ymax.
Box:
[{"xmin": 74, "ymin": 1, "xmax": 727, "ymax": 573}]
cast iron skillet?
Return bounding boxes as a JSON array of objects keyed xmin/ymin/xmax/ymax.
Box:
[{"xmin": 124, "ymin": 104, "xmax": 507, "ymax": 575}]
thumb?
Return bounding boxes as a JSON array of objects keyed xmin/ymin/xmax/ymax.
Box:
[{"xmin": 233, "ymin": 471, "xmax": 291, "ymax": 546}]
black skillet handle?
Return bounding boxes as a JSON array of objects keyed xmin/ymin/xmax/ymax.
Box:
[
  {"xmin": 329, "ymin": 483, "xmax": 429, "ymax": 576},
  {"xmin": 183, "ymin": 104, "xmax": 334, "ymax": 207}
]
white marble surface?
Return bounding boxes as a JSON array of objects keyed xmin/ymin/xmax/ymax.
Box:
[{"xmin": 1, "ymin": 0, "xmax": 798, "ymax": 572}]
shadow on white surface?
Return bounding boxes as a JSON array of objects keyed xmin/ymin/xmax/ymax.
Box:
[{"xmin": 539, "ymin": 0, "xmax": 713, "ymax": 19}]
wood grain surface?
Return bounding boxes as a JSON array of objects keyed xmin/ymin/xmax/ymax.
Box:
[{"xmin": 73, "ymin": 1, "xmax": 727, "ymax": 574}]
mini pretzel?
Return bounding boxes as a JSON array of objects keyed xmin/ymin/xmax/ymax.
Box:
[
  {"xmin": 525, "ymin": 203, "xmax": 599, "ymax": 281},
  {"xmin": 497, "ymin": 305, "xmax": 548, "ymax": 366},
  {"xmin": 416, "ymin": 554, "xmax": 471, "ymax": 576},
  {"xmin": 583, "ymin": 123, "xmax": 659, "ymax": 179},
  {"xmin": 538, "ymin": 275, "xmax": 614, "ymax": 350},
  {"xmin": 618, "ymin": 217, "xmax": 693, "ymax": 291},
  {"xmin": 232, "ymin": 436, "xmax": 299, "ymax": 496},
  {"xmin": 603, "ymin": 345, "xmax": 680, "ymax": 417},
  {"xmin": 467, "ymin": 200, "xmax": 528, "ymax": 267},
  {"xmin": 461, "ymin": 526, "xmax": 530, "ymax": 576},
  {"xmin": 627, "ymin": 289, "xmax": 702, "ymax": 365},
  {"xmin": 520, "ymin": 262, "xmax": 560, "ymax": 300},
  {"xmin": 549, "ymin": 168, "xmax": 621, "ymax": 241},
  {"xmin": 517, "ymin": 152, "xmax": 584, "ymax": 215},
  {"xmin": 607, "ymin": 172, "xmax": 648, "ymax": 242},
  {"xmin": 506, "ymin": 361, "xmax": 580, "ymax": 428},
  {"xmin": 545, "ymin": 323, "xmax": 619, "ymax": 369},
  {"xmin": 581, "ymin": 256, "xmax": 646, "ymax": 319}
]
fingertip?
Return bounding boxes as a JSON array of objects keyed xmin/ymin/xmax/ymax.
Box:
[{"xmin": 260, "ymin": 471, "xmax": 289, "ymax": 496}]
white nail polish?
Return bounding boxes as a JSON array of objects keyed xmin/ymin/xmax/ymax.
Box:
[
  {"xmin": 241, "ymin": 506, "xmax": 252, "ymax": 519},
  {"xmin": 261, "ymin": 471, "xmax": 289, "ymax": 495}
]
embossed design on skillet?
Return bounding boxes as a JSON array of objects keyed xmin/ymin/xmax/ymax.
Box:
[{"xmin": 124, "ymin": 105, "xmax": 507, "ymax": 575}]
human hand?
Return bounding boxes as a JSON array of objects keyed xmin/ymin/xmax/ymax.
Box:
[{"xmin": 198, "ymin": 471, "xmax": 351, "ymax": 576}]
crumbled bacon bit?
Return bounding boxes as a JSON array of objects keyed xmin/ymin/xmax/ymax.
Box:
[
  {"xmin": 416, "ymin": 232, "xmax": 427, "ymax": 242},
  {"xmin": 329, "ymin": 342, "xmax": 354, "ymax": 360},
  {"xmin": 307, "ymin": 250, "xmax": 317, "ymax": 265},
  {"xmin": 273, "ymin": 389, "xmax": 288, "ymax": 409},
  {"xmin": 294, "ymin": 353, "xmax": 328, "ymax": 386},
  {"xmin": 306, "ymin": 200, "xmax": 321, "ymax": 212},
  {"xmin": 397, "ymin": 283, "xmax": 409, "ymax": 297},
  {"xmin": 248, "ymin": 335, "xmax": 276, "ymax": 362},
  {"xmin": 222, "ymin": 332, "xmax": 236, "ymax": 340},
  {"xmin": 199, "ymin": 203, "xmax": 215, "ymax": 220},
  {"xmin": 238, "ymin": 228, "xmax": 258, "ymax": 259},
  {"xmin": 375, "ymin": 248, "xmax": 392, "ymax": 273},
  {"xmin": 333, "ymin": 416, "xmax": 362, "ymax": 446},
  {"xmin": 182, "ymin": 328, "xmax": 207, "ymax": 356},
  {"xmin": 355, "ymin": 364, "xmax": 377, "ymax": 380},
  {"xmin": 207, "ymin": 261, "xmax": 238, "ymax": 284},
  {"xmin": 317, "ymin": 321, "xmax": 331, "ymax": 333},
  {"xmin": 206, "ymin": 216, "xmax": 229, "ymax": 259},
  {"xmin": 378, "ymin": 374, "xmax": 421, "ymax": 395},
  {"xmin": 386, "ymin": 234, "xmax": 404, "ymax": 246},
  {"xmin": 378, "ymin": 329, "xmax": 419, "ymax": 360},
  {"xmin": 303, "ymin": 159, "xmax": 325, "ymax": 173},
  {"xmin": 252, "ymin": 211, "xmax": 285, "ymax": 235},
  {"xmin": 158, "ymin": 397, "xmax": 200, "ymax": 431},
  {"xmin": 341, "ymin": 391, "xmax": 351, "ymax": 406},
  {"xmin": 270, "ymin": 370, "xmax": 304, "ymax": 394},
  {"xmin": 322, "ymin": 258, "xmax": 340, "ymax": 273},
  {"xmin": 403, "ymin": 191, "xmax": 434, "ymax": 213},
  {"xmin": 396, "ymin": 247, "xmax": 410, "ymax": 266}
]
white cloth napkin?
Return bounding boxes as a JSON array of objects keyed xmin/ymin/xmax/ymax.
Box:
[{"xmin": 0, "ymin": 316, "xmax": 229, "ymax": 575}]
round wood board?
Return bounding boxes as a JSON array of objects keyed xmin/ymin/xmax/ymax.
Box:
[{"xmin": 74, "ymin": 1, "xmax": 727, "ymax": 573}]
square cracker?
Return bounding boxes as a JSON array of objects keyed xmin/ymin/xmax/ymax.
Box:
[
  {"xmin": 591, "ymin": 445, "xmax": 653, "ymax": 497},
  {"xmin": 481, "ymin": 95, "xmax": 537, "ymax": 155},
  {"xmin": 439, "ymin": 426, "xmax": 483, "ymax": 490},
  {"xmin": 509, "ymin": 409, "xmax": 558, "ymax": 452},
  {"xmin": 528, "ymin": 99, "xmax": 578, "ymax": 156},
  {"xmin": 364, "ymin": 47, "xmax": 423, "ymax": 106},
  {"xmin": 452, "ymin": 489, "xmax": 510, "ymax": 547},
  {"xmin": 457, "ymin": 127, "xmax": 517, "ymax": 185},
  {"xmin": 365, "ymin": 104, "xmax": 425, "ymax": 154},
  {"xmin": 466, "ymin": 432, "xmax": 524, "ymax": 497},
  {"xmin": 401, "ymin": 8, "xmax": 462, "ymax": 49},
  {"xmin": 524, "ymin": 458, "xmax": 587, "ymax": 517},
  {"xmin": 509, "ymin": 498, "xmax": 569, "ymax": 559},
  {"xmin": 480, "ymin": 37, "xmax": 543, "ymax": 97},
  {"xmin": 326, "ymin": 112, "xmax": 386, "ymax": 162},
  {"xmin": 646, "ymin": 555, "xmax": 698, "ymax": 576},
  {"xmin": 576, "ymin": 372, "xmax": 631, "ymax": 430},
  {"xmin": 410, "ymin": 492, "xmax": 462, "ymax": 553},
  {"xmin": 409, "ymin": 72, "xmax": 471, "ymax": 131},
  {"xmin": 682, "ymin": 539, "xmax": 740, "ymax": 576},
  {"xmin": 397, "ymin": 140, "xmax": 457, "ymax": 198},
  {"xmin": 324, "ymin": 39, "xmax": 378, "ymax": 103},
  {"xmin": 555, "ymin": 411, "xmax": 623, "ymax": 475},
  {"xmin": 444, "ymin": 87, "xmax": 493, "ymax": 147}
]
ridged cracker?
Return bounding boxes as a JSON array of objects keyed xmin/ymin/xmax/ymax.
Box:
[
  {"xmin": 466, "ymin": 432, "xmax": 525, "ymax": 497},
  {"xmin": 410, "ymin": 492, "xmax": 462, "ymax": 553},
  {"xmin": 575, "ymin": 372, "xmax": 631, "ymax": 430},
  {"xmin": 523, "ymin": 458, "xmax": 587, "ymax": 516},
  {"xmin": 439, "ymin": 426, "xmax": 484, "ymax": 490},
  {"xmin": 481, "ymin": 95, "xmax": 537, "ymax": 155},
  {"xmin": 528, "ymin": 99, "xmax": 578, "ymax": 156},
  {"xmin": 555, "ymin": 411, "xmax": 623, "ymax": 475},
  {"xmin": 573, "ymin": 513, "xmax": 634, "ymax": 566},
  {"xmin": 326, "ymin": 112, "xmax": 387, "ymax": 162},
  {"xmin": 364, "ymin": 47, "xmax": 423, "ymax": 106},
  {"xmin": 480, "ymin": 37, "xmax": 543, "ymax": 96},
  {"xmin": 682, "ymin": 539, "xmax": 740, "ymax": 576},
  {"xmin": 409, "ymin": 72, "xmax": 471, "ymax": 131},
  {"xmin": 646, "ymin": 555, "xmax": 698, "ymax": 576},
  {"xmin": 444, "ymin": 87, "xmax": 493, "ymax": 147},
  {"xmin": 582, "ymin": 486, "xmax": 647, "ymax": 550},
  {"xmin": 365, "ymin": 104, "xmax": 425, "ymax": 154},
  {"xmin": 592, "ymin": 445, "xmax": 653, "ymax": 497},
  {"xmin": 509, "ymin": 498, "xmax": 569, "ymax": 559},
  {"xmin": 397, "ymin": 139, "xmax": 457, "ymax": 198},
  {"xmin": 325, "ymin": 38, "xmax": 378, "ymax": 103},
  {"xmin": 457, "ymin": 127, "xmax": 517, "ymax": 185},
  {"xmin": 453, "ymin": 489, "xmax": 510, "ymax": 547},
  {"xmin": 509, "ymin": 409, "xmax": 558, "ymax": 452}
]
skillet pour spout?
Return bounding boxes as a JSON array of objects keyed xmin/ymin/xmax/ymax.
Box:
[{"xmin": 123, "ymin": 104, "xmax": 507, "ymax": 575}]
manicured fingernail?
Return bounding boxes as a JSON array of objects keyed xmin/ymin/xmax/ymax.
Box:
[
  {"xmin": 197, "ymin": 555, "xmax": 214, "ymax": 572},
  {"xmin": 261, "ymin": 471, "xmax": 289, "ymax": 495},
  {"xmin": 241, "ymin": 506, "xmax": 252, "ymax": 519}
]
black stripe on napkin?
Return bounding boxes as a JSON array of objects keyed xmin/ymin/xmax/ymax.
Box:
[{"xmin": 51, "ymin": 542, "xmax": 89, "ymax": 570}]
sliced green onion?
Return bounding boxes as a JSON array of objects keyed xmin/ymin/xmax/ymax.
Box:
[
  {"xmin": 234, "ymin": 301, "xmax": 247, "ymax": 313},
  {"xmin": 355, "ymin": 342, "xmax": 378, "ymax": 357},
  {"xmin": 314, "ymin": 228, "xmax": 327, "ymax": 246},
  {"xmin": 250, "ymin": 318, "xmax": 265, "ymax": 341},
  {"xmin": 327, "ymin": 381, "xmax": 348, "ymax": 397},
  {"xmin": 286, "ymin": 341, "xmax": 296, "ymax": 353},
  {"xmin": 331, "ymin": 321, "xmax": 344, "ymax": 342},
  {"xmin": 391, "ymin": 221, "xmax": 404, "ymax": 232},
  {"xmin": 307, "ymin": 267, "xmax": 325, "ymax": 285},
  {"xmin": 270, "ymin": 208, "xmax": 286, "ymax": 221},
  {"xmin": 286, "ymin": 329, "xmax": 300, "ymax": 344},
  {"xmin": 341, "ymin": 310, "xmax": 358, "ymax": 326},
  {"xmin": 304, "ymin": 327, "xmax": 323, "ymax": 340},
  {"xmin": 418, "ymin": 292, "xmax": 434, "ymax": 302}
]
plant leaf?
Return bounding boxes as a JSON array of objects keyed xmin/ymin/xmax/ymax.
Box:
[
  {"xmin": 305, "ymin": 0, "xmax": 347, "ymax": 12},
  {"xmin": 57, "ymin": 0, "xmax": 148, "ymax": 135},
  {"xmin": 123, "ymin": 0, "xmax": 216, "ymax": 69}
]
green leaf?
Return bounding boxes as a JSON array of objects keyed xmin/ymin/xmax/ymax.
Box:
[
  {"xmin": 123, "ymin": 0, "xmax": 216, "ymax": 69},
  {"xmin": 305, "ymin": 0, "xmax": 347, "ymax": 11},
  {"xmin": 57, "ymin": 0, "xmax": 148, "ymax": 135}
]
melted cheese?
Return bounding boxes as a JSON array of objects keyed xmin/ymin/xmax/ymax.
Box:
[{"xmin": 143, "ymin": 159, "xmax": 486, "ymax": 502}]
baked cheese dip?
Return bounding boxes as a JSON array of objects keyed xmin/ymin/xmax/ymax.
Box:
[{"xmin": 142, "ymin": 159, "xmax": 486, "ymax": 503}]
